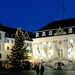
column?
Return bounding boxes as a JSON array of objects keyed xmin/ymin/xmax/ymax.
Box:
[
  {"xmin": 53, "ymin": 41, "xmax": 58, "ymax": 59},
  {"xmin": 39, "ymin": 42, "xmax": 42, "ymax": 62},
  {"xmin": 64, "ymin": 40, "xmax": 68, "ymax": 59},
  {"xmin": 46, "ymin": 41, "xmax": 49, "ymax": 61},
  {"xmin": 73, "ymin": 39, "xmax": 75, "ymax": 63}
]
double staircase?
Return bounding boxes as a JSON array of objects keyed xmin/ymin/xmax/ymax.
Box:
[{"xmin": 44, "ymin": 58, "xmax": 75, "ymax": 70}]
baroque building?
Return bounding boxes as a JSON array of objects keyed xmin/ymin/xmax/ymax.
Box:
[
  {"xmin": 32, "ymin": 18, "xmax": 75, "ymax": 69},
  {"xmin": 0, "ymin": 18, "xmax": 75, "ymax": 69}
]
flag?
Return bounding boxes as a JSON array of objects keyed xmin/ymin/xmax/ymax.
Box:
[
  {"xmin": 63, "ymin": 2, "xmax": 65, "ymax": 12},
  {"xmin": 63, "ymin": 5, "xmax": 65, "ymax": 11}
]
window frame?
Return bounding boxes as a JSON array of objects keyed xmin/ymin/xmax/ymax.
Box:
[
  {"xmin": 49, "ymin": 31, "xmax": 52, "ymax": 35},
  {"xmin": 36, "ymin": 33, "xmax": 39, "ymax": 37},
  {"xmin": 11, "ymin": 34, "xmax": 13, "ymax": 37},
  {"xmin": 7, "ymin": 33, "xmax": 9, "ymax": 36},
  {"xmin": 68, "ymin": 28, "xmax": 73, "ymax": 33},
  {"xmin": 11, "ymin": 40, "xmax": 14, "ymax": 44},
  {"xmin": 7, "ymin": 39, "xmax": 10, "ymax": 43},
  {"xmin": 42, "ymin": 32, "xmax": 46, "ymax": 36}
]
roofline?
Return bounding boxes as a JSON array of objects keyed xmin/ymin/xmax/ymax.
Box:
[
  {"xmin": 35, "ymin": 26, "xmax": 75, "ymax": 33},
  {"xmin": 32, "ymin": 33, "xmax": 75, "ymax": 40}
]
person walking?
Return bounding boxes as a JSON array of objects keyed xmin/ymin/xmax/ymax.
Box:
[
  {"xmin": 36, "ymin": 64, "xmax": 39, "ymax": 75},
  {"xmin": 41, "ymin": 65, "xmax": 44, "ymax": 75}
]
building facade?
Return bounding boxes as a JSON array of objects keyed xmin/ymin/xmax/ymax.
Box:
[
  {"xmin": 0, "ymin": 23, "xmax": 34, "ymax": 68},
  {"xmin": 0, "ymin": 18, "xmax": 75, "ymax": 69},
  {"xmin": 32, "ymin": 18, "xmax": 75, "ymax": 69}
]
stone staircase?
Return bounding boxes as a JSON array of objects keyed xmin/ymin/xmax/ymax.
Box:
[{"xmin": 44, "ymin": 58, "xmax": 74, "ymax": 70}]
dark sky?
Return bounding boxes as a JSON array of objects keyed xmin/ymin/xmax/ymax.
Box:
[{"xmin": 0, "ymin": 0, "xmax": 75, "ymax": 33}]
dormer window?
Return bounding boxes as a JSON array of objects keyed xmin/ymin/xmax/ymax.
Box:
[
  {"xmin": 68, "ymin": 28, "xmax": 73, "ymax": 33},
  {"xmin": 7, "ymin": 33, "xmax": 9, "ymax": 36},
  {"xmin": 36, "ymin": 33, "xmax": 39, "ymax": 37},
  {"xmin": 49, "ymin": 31, "xmax": 52, "ymax": 35},
  {"xmin": 42, "ymin": 32, "xmax": 46, "ymax": 36},
  {"xmin": 25, "ymin": 36, "xmax": 29, "ymax": 40},
  {"xmin": 11, "ymin": 34, "xmax": 13, "ymax": 37}
]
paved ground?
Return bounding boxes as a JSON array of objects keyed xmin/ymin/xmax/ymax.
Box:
[{"xmin": 0, "ymin": 70, "xmax": 75, "ymax": 75}]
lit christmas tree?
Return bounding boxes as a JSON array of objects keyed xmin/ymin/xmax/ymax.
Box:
[{"xmin": 9, "ymin": 28, "xmax": 28, "ymax": 71}]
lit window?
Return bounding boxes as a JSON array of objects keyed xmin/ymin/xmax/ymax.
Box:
[
  {"xmin": 68, "ymin": 28, "xmax": 73, "ymax": 33},
  {"xmin": 0, "ymin": 33, "xmax": 1, "ymax": 39},
  {"xmin": 27, "ymin": 43, "xmax": 29, "ymax": 46},
  {"xmin": 36, "ymin": 33, "xmax": 39, "ymax": 37},
  {"xmin": 0, "ymin": 44, "xmax": 2, "ymax": 49},
  {"xmin": 49, "ymin": 50, "xmax": 53, "ymax": 58},
  {"xmin": 11, "ymin": 40, "xmax": 14, "ymax": 44},
  {"xmin": 30, "ymin": 43, "xmax": 32, "ymax": 47},
  {"xmin": 49, "ymin": 42, "xmax": 52, "ymax": 46},
  {"xmin": 25, "ymin": 43, "xmax": 26, "ymax": 46},
  {"xmin": 25, "ymin": 36, "xmax": 29, "ymax": 40},
  {"xmin": 42, "ymin": 32, "xmax": 46, "ymax": 36},
  {"xmin": 49, "ymin": 31, "xmax": 52, "ymax": 35},
  {"xmin": 11, "ymin": 34, "xmax": 13, "ymax": 37},
  {"xmin": 68, "ymin": 48, "xmax": 73, "ymax": 58},
  {"xmin": 7, "ymin": 33, "xmax": 9, "ymax": 36},
  {"xmin": 42, "ymin": 50, "xmax": 46, "ymax": 58},
  {"xmin": 0, "ymin": 53, "xmax": 2, "ymax": 58},
  {"xmin": 7, "ymin": 39, "xmax": 9, "ymax": 43},
  {"xmin": 69, "ymin": 39, "xmax": 73, "ymax": 44},
  {"xmin": 27, "ymin": 36, "xmax": 28, "ymax": 39},
  {"xmin": 7, "ymin": 47, "xmax": 9, "ymax": 50}
]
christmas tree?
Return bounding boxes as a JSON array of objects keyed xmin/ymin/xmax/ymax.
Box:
[{"xmin": 9, "ymin": 28, "xmax": 28, "ymax": 71}]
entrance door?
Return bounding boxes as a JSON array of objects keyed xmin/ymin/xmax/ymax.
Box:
[{"xmin": 58, "ymin": 49, "xmax": 63, "ymax": 58}]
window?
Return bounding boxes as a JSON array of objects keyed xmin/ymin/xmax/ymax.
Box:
[
  {"xmin": 11, "ymin": 40, "xmax": 14, "ymax": 44},
  {"xmin": 7, "ymin": 55, "xmax": 9, "ymax": 59},
  {"xmin": 7, "ymin": 39, "xmax": 9, "ymax": 43},
  {"xmin": 11, "ymin": 34, "xmax": 13, "ymax": 37},
  {"xmin": 27, "ymin": 43, "xmax": 29, "ymax": 46},
  {"xmin": 49, "ymin": 42, "xmax": 52, "ymax": 46},
  {"xmin": 36, "ymin": 33, "xmax": 39, "ymax": 37},
  {"xmin": 49, "ymin": 50, "xmax": 53, "ymax": 58},
  {"xmin": 0, "ymin": 33, "xmax": 1, "ymax": 39},
  {"xmin": 42, "ymin": 32, "xmax": 46, "ymax": 36},
  {"xmin": 0, "ymin": 44, "xmax": 2, "ymax": 49},
  {"xmin": 68, "ymin": 28, "xmax": 73, "ymax": 33},
  {"xmin": 7, "ymin": 47, "xmax": 9, "ymax": 50},
  {"xmin": 25, "ymin": 43, "xmax": 26, "ymax": 46},
  {"xmin": 68, "ymin": 48, "xmax": 72, "ymax": 58},
  {"xmin": 69, "ymin": 39, "xmax": 73, "ymax": 44},
  {"xmin": 49, "ymin": 31, "xmax": 52, "ymax": 35},
  {"xmin": 7, "ymin": 33, "xmax": 9, "ymax": 36},
  {"xmin": 25, "ymin": 36, "xmax": 29, "ymax": 40},
  {"xmin": 27, "ymin": 36, "xmax": 28, "ymax": 39},
  {"xmin": 0, "ymin": 53, "xmax": 2, "ymax": 58}
]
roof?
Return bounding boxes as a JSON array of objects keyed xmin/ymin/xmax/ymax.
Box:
[
  {"xmin": 0, "ymin": 23, "xmax": 34, "ymax": 40},
  {"xmin": 37, "ymin": 18, "xmax": 75, "ymax": 31}
]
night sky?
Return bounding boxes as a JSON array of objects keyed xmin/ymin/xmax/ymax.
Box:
[{"xmin": 0, "ymin": 0, "xmax": 75, "ymax": 33}]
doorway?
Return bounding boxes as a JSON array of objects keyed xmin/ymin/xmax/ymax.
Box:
[{"xmin": 58, "ymin": 49, "xmax": 63, "ymax": 58}]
